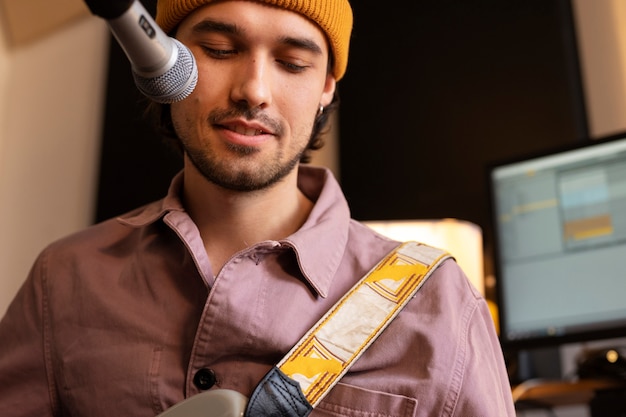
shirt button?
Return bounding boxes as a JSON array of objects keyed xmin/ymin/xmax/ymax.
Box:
[{"xmin": 193, "ymin": 368, "xmax": 217, "ymax": 390}]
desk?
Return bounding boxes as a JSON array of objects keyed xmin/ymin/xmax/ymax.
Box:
[{"xmin": 512, "ymin": 378, "xmax": 626, "ymax": 413}]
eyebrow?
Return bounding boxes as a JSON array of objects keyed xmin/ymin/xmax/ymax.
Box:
[
  {"xmin": 191, "ymin": 19, "xmax": 240, "ymax": 36},
  {"xmin": 191, "ymin": 18, "xmax": 324, "ymax": 55},
  {"xmin": 279, "ymin": 36, "xmax": 324, "ymax": 56}
]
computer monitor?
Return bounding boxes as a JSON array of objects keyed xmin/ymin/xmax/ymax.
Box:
[{"xmin": 488, "ymin": 132, "xmax": 626, "ymax": 350}]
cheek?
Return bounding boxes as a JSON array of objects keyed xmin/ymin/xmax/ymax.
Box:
[
  {"xmin": 285, "ymin": 109, "xmax": 317, "ymax": 144},
  {"xmin": 174, "ymin": 72, "xmax": 228, "ymax": 126},
  {"xmin": 170, "ymin": 102, "xmax": 189, "ymax": 132},
  {"xmin": 194, "ymin": 63, "xmax": 231, "ymax": 102},
  {"xmin": 170, "ymin": 99, "xmax": 203, "ymax": 141},
  {"xmin": 277, "ymin": 86, "xmax": 320, "ymax": 124},
  {"xmin": 285, "ymin": 81, "xmax": 320, "ymax": 108}
]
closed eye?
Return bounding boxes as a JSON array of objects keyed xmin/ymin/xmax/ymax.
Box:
[
  {"xmin": 278, "ymin": 60, "xmax": 308, "ymax": 73},
  {"xmin": 201, "ymin": 46, "xmax": 238, "ymax": 59}
]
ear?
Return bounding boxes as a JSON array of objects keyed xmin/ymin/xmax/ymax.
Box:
[{"xmin": 320, "ymin": 74, "xmax": 336, "ymax": 107}]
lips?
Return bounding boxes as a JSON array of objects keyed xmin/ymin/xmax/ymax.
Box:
[
  {"xmin": 230, "ymin": 124, "xmax": 267, "ymax": 136},
  {"xmin": 218, "ymin": 119, "xmax": 275, "ymax": 137},
  {"xmin": 216, "ymin": 119, "xmax": 275, "ymax": 147}
]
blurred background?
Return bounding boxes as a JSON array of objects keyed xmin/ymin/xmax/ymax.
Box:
[{"xmin": 1, "ymin": 1, "xmax": 626, "ymax": 415}]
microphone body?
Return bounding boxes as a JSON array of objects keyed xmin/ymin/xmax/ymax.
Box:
[{"xmin": 84, "ymin": 0, "xmax": 198, "ymax": 103}]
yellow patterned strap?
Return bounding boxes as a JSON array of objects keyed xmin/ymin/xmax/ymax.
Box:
[{"xmin": 278, "ymin": 241, "xmax": 451, "ymax": 407}]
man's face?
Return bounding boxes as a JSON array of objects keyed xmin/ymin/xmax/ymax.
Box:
[{"xmin": 170, "ymin": 0, "xmax": 336, "ymax": 192}]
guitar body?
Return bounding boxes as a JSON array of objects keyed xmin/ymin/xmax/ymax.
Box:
[{"xmin": 157, "ymin": 389, "xmax": 248, "ymax": 417}]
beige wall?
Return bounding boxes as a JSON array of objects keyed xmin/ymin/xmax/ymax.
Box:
[
  {"xmin": 0, "ymin": 11, "xmax": 110, "ymax": 315},
  {"xmin": 573, "ymin": 0, "xmax": 626, "ymax": 137}
]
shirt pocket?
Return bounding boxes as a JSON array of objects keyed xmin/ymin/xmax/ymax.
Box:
[{"xmin": 312, "ymin": 382, "xmax": 417, "ymax": 417}]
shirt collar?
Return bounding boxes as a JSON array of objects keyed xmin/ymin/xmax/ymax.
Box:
[
  {"xmin": 117, "ymin": 166, "xmax": 351, "ymax": 298},
  {"xmin": 281, "ymin": 165, "xmax": 351, "ymax": 298},
  {"xmin": 116, "ymin": 172, "xmax": 186, "ymax": 227}
]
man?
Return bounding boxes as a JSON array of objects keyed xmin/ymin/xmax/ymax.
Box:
[{"xmin": 0, "ymin": 0, "xmax": 516, "ymax": 416}]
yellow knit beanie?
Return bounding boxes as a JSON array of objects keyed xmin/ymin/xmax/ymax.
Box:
[{"xmin": 156, "ymin": 0, "xmax": 353, "ymax": 80}]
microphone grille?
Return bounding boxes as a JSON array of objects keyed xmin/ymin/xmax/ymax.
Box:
[{"xmin": 133, "ymin": 39, "xmax": 198, "ymax": 104}]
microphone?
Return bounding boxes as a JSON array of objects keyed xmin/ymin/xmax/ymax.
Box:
[{"xmin": 84, "ymin": 0, "xmax": 198, "ymax": 103}]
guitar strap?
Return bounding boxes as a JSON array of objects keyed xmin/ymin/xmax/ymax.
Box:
[{"xmin": 245, "ymin": 241, "xmax": 452, "ymax": 417}]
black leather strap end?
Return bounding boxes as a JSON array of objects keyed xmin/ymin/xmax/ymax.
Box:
[{"xmin": 245, "ymin": 367, "xmax": 313, "ymax": 417}]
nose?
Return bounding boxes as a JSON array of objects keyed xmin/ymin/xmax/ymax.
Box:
[{"xmin": 230, "ymin": 57, "xmax": 272, "ymax": 110}]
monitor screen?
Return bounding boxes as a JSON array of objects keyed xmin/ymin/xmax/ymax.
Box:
[{"xmin": 488, "ymin": 133, "xmax": 626, "ymax": 349}]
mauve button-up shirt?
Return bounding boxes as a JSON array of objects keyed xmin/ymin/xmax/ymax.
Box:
[{"xmin": 0, "ymin": 166, "xmax": 515, "ymax": 416}]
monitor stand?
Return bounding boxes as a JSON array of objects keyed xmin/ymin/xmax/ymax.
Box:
[{"xmin": 508, "ymin": 346, "xmax": 562, "ymax": 383}]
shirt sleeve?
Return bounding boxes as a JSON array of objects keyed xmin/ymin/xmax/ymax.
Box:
[
  {"xmin": 449, "ymin": 296, "xmax": 516, "ymax": 417},
  {"xmin": 0, "ymin": 251, "xmax": 58, "ymax": 417}
]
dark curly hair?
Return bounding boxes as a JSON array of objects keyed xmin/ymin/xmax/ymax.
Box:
[{"xmin": 144, "ymin": 88, "xmax": 340, "ymax": 164}]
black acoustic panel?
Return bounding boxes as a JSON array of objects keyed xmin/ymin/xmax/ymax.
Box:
[
  {"xmin": 338, "ymin": 0, "xmax": 588, "ymax": 237},
  {"xmin": 94, "ymin": 0, "xmax": 182, "ymax": 223}
]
